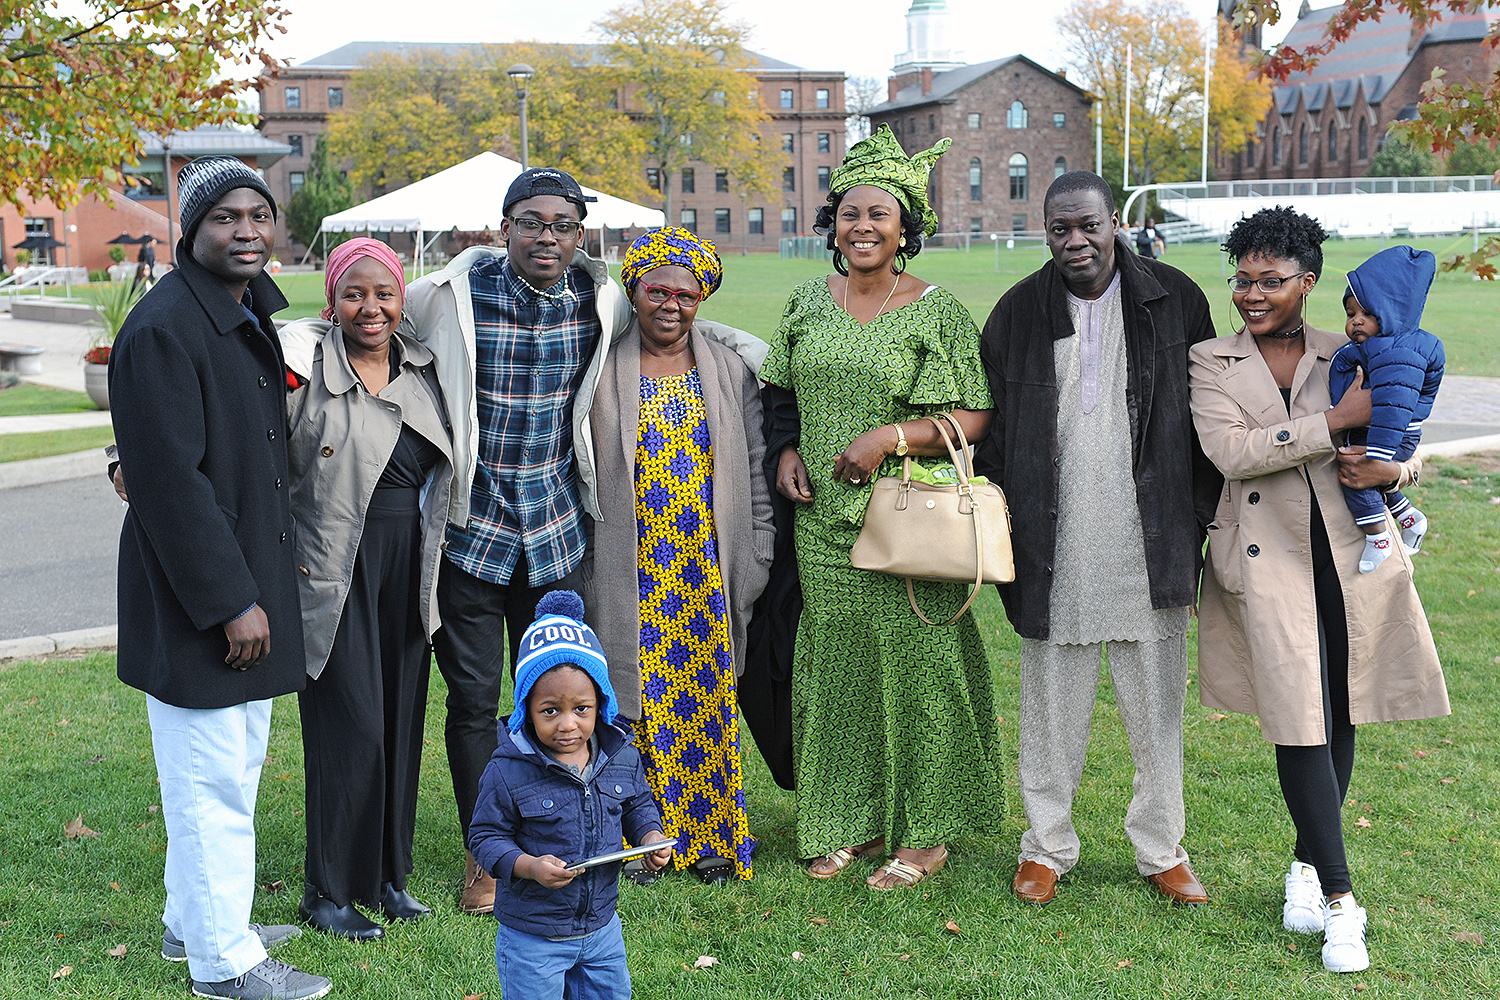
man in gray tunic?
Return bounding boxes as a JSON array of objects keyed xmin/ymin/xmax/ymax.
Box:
[{"xmin": 974, "ymin": 172, "xmax": 1221, "ymax": 906}]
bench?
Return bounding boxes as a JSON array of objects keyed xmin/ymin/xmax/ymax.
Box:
[{"xmin": 0, "ymin": 342, "xmax": 46, "ymax": 375}]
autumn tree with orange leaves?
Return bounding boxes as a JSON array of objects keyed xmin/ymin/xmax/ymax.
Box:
[{"xmin": 1235, "ymin": 0, "xmax": 1500, "ymax": 276}]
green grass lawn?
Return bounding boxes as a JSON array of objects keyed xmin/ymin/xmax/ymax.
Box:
[
  {"xmin": 0, "ymin": 427, "xmax": 114, "ymax": 463},
  {"xmin": 0, "ymin": 384, "xmax": 96, "ymax": 418},
  {"xmin": 2, "ymin": 453, "xmax": 1496, "ymax": 998}
]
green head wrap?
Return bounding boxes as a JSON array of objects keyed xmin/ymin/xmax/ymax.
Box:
[{"xmin": 828, "ymin": 123, "xmax": 951, "ymax": 237}]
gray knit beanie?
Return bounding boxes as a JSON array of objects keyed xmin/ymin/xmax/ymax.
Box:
[{"xmin": 177, "ymin": 156, "xmax": 277, "ymax": 242}]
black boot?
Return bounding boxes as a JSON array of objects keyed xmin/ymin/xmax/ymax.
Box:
[
  {"xmin": 379, "ymin": 882, "xmax": 432, "ymax": 921},
  {"xmin": 299, "ymin": 884, "xmax": 385, "ymax": 940}
]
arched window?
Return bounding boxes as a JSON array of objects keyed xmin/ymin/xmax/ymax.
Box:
[
  {"xmin": 1272, "ymin": 125, "xmax": 1282, "ymax": 166},
  {"xmin": 969, "ymin": 158, "xmax": 983, "ymax": 201},
  {"xmin": 1299, "ymin": 124, "xmax": 1309, "ymax": 164},
  {"xmin": 1328, "ymin": 127, "xmax": 1338, "ymax": 162},
  {"xmin": 1009, "ymin": 153, "xmax": 1028, "ymax": 200},
  {"xmin": 1358, "ymin": 118, "xmax": 1369, "ymax": 159},
  {"xmin": 1054, "ymin": 156, "xmax": 1067, "ymax": 178},
  {"xmin": 1007, "ymin": 100, "xmax": 1028, "ymax": 129}
]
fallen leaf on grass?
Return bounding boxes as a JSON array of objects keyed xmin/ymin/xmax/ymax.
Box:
[
  {"xmin": 1441, "ymin": 739, "xmax": 1454, "ymax": 746},
  {"xmin": 1441, "ymin": 777, "xmax": 1458, "ymax": 785},
  {"xmin": 262, "ymin": 880, "xmax": 284, "ymax": 893},
  {"xmin": 945, "ymin": 921, "xmax": 961, "ymax": 936},
  {"xmin": 108, "ymin": 944, "xmax": 127, "ymax": 958},
  {"xmin": 810, "ymin": 917, "xmax": 827, "ymax": 925},
  {"xmin": 1205, "ymin": 713, "xmax": 1228, "ymax": 722},
  {"xmin": 791, "ymin": 951, "xmax": 803, "ymax": 961},
  {"xmin": 1116, "ymin": 959, "xmax": 1132, "ymax": 969},
  {"xmin": 1354, "ymin": 984, "xmax": 1368, "ymax": 993},
  {"xmin": 51, "ymin": 966, "xmax": 72, "ymax": 980},
  {"xmin": 1288, "ymin": 943, "xmax": 1297, "ymax": 952},
  {"xmin": 109, "ymin": 882, "xmax": 120, "ymax": 891},
  {"xmin": 88, "ymin": 754, "xmax": 105, "ymax": 764},
  {"xmin": 693, "ymin": 955, "xmax": 719, "ymax": 969},
  {"xmin": 1355, "ymin": 816, "xmax": 1372, "ymax": 828},
  {"xmin": 464, "ymin": 992, "xmax": 488, "ymax": 1000},
  {"xmin": 1415, "ymin": 750, "xmax": 1429, "ymax": 758},
  {"xmin": 148, "ymin": 805, "xmax": 159, "ymax": 814},
  {"xmin": 762, "ymin": 909, "xmax": 772, "ymax": 919},
  {"xmin": 899, "ymin": 953, "xmax": 911, "ymax": 961},
  {"xmin": 64, "ymin": 814, "xmax": 100, "ymax": 839},
  {"xmin": 1455, "ymin": 931, "xmax": 1485, "ymax": 946}
]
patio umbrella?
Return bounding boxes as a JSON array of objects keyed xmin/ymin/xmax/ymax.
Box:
[
  {"xmin": 12, "ymin": 234, "xmax": 66, "ymax": 250},
  {"xmin": 106, "ymin": 233, "xmax": 143, "ymax": 245}
]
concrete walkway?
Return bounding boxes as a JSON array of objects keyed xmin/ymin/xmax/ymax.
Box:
[{"xmin": 0, "ymin": 310, "xmax": 94, "ymax": 393}]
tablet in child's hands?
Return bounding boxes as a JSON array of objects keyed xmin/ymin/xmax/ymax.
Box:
[{"xmin": 564, "ymin": 838, "xmax": 678, "ymax": 873}]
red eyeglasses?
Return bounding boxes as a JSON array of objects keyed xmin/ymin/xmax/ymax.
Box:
[{"xmin": 640, "ymin": 284, "xmax": 702, "ymax": 307}]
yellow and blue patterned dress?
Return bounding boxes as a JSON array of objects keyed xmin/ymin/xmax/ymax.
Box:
[{"xmin": 634, "ymin": 368, "xmax": 754, "ymax": 879}]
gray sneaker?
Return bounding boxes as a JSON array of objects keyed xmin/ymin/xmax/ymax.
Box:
[
  {"xmin": 191, "ymin": 958, "xmax": 331, "ymax": 1000},
  {"xmin": 162, "ymin": 923, "xmax": 303, "ymax": 962}
]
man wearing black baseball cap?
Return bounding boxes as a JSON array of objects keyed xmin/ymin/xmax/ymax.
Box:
[{"xmin": 396, "ymin": 165, "xmax": 764, "ymax": 913}]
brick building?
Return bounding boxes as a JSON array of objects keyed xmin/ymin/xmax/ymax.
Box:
[
  {"xmin": 1217, "ymin": 2, "xmax": 1499, "ymax": 180},
  {"xmin": 256, "ymin": 42, "xmax": 845, "ymax": 256}
]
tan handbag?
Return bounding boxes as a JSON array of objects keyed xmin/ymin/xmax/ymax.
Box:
[{"xmin": 850, "ymin": 413, "xmax": 1014, "ymax": 625}]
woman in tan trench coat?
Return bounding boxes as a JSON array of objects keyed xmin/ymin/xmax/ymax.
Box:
[{"xmin": 1189, "ymin": 207, "xmax": 1447, "ymax": 976}]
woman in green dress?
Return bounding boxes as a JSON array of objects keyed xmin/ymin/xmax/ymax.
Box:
[{"xmin": 759, "ymin": 124, "xmax": 1004, "ymax": 890}]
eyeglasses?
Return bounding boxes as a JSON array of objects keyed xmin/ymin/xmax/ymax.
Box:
[
  {"xmin": 507, "ymin": 217, "xmax": 583, "ymax": 239},
  {"xmin": 640, "ymin": 284, "xmax": 702, "ymax": 307},
  {"xmin": 1227, "ymin": 271, "xmax": 1307, "ymax": 293}
]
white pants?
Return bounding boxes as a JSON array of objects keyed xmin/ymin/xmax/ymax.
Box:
[
  {"xmin": 1017, "ymin": 635, "xmax": 1190, "ymax": 877},
  {"xmin": 147, "ymin": 695, "xmax": 272, "ymax": 983}
]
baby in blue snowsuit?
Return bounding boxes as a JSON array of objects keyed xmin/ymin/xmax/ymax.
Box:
[{"xmin": 1330, "ymin": 246, "xmax": 1445, "ymax": 573}]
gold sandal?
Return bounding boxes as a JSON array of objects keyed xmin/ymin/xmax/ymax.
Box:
[
  {"xmin": 867, "ymin": 847, "xmax": 948, "ymax": 891},
  {"xmin": 806, "ymin": 840, "xmax": 883, "ymax": 880}
]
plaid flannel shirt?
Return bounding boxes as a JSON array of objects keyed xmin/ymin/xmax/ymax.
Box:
[{"xmin": 443, "ymin": 257, "xmax": 599, "ymax": 586}]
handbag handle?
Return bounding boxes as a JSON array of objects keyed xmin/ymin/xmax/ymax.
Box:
[{"xmin": 904, "ymin": 413, "xmax": 986, "ymax": 626}]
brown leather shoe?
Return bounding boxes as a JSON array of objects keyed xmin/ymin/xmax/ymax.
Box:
[
  {"xmin": 1011, "ymin": 860, "xmax": 1058, "ymax": 904},
  {"xmin": 1146, "ymin": 861, "xmax": 1208, "ymax": 906},
  {"xmin": 460, "ymin": 850, "xmax": 496, "ymax": 915}
]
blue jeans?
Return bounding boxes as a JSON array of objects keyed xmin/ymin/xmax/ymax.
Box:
[{"xmin": 495, "ymin": 912, "xmax": 630, "ymax": 1000}]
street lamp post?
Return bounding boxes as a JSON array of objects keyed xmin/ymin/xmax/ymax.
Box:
[{"xmin": 507, "ymin": 63, "xmax": 536, "ymax": 170}]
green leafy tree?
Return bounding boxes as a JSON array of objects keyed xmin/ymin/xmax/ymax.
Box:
[
  {"xmin": 1367, "ymin": 133, "xmax": 1439, "ymax": 176},
  {"xmin": 596, "ymin": 0, "xmax": 782, "ymax": 220},
  {"xmin": 285, "ymin": 137, "xmax": 355, "ymax": 254},
  {"xmin": 1, "ymin": 1, "xmax": 288, "ymax": 209},
  {"xmin": 1446, "ymin": 139, "xmax": 1500, "ymax": 176}
]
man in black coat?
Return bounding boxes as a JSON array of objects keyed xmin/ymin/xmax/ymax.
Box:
[
  {"xmin": 109, "ymin": 157, "xmax": 329, "ymax": 1000},
  {"xmin": 973, "ymin": 172, "xmax": 1222, "ymax": 909}
]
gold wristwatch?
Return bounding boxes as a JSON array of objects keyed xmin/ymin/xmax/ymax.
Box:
[{"xmin": 893, "ymin": 423, "xmax": 909, "ymax": 457}]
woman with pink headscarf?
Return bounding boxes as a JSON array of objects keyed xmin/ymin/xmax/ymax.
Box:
[{"xmin": 282, "ymin": 238, "xmax": 454, "ymax": 940}]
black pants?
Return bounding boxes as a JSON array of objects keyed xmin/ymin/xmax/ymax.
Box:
[
  {"xmin": 432, "ymin": 551, "xmax": 582, "ymax": 838},
  {"xmin": 1273, "ymin": 529, "xmax": 1357, "ymax": 896},
  {"xmin": 300, "ymin": 490, "xmax": 431, "ymax": 907}
]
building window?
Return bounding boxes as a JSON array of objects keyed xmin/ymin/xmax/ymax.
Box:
[
  {"xmin": 1358, "ymin": 118, "xmax": 1369, "ymax": 159},
  {"xmin": 285, "ymin": 87, "xmax": 300, "ymax": 109},
  {"xmin": 1299, "ymin": 124, "xmax": 1309, "ymax": 164},
  {"xmin": 780, "ymin": 89, "xmax": 794, "ymax": 109},
  {"xmin": 715, "ymin": 208, "xmax": 731, "ymax": 234},
  {"xmin": 288, "ymin": 134, "xmax": 303, "ymax": 158},
  {"xmin": 646, "ymin": 168, "xmax": 661, "ymax": 191},
  {"xmin": 1328, "ymin": 129, "xmax": 1338, "ymax": 162},
  {"xmin": 680, "ymin": 208, "xmax": 697, "ymax": 233},
  {"xmin": 607, "ymin": 90, "xmax": 619, "ymax": 110},
  {"xmin": 748, "ymin": 207, "xmax": 764, "ymax": 234},
  {"xmin": 1007, "ymin": 101, "xmax": 1027, "ymax": 129},
  {"xmin": 817, "ymin": 165, "xmax": 830, "ymax": 192},
  {"xmin": 328, "ymin": 87, "xmax": 343, "ymax": 108},
  {"xmin": 781, "ymin": 207, "xmax": 797, "ymax": 234},
  {"xmin": 817, "ymin": 132, "xmax": 830, "ymax": 153},
  {"xmin": 967, "ymin": 112, "xmax": 981, "ymax": 130},
  {"xmin": 1012, "ymin": 213, "xmax": 1028, "ymax": 233},
  {"xmin": 782, "ymin": 133, "xmax": 795, "ymax": 153},
  {"xmin": 908, "ymin": 117, "xmax": 916, "ymax": 134},
  {"xmin": 1053, "ymin": 112, "xmax": 1066, "ymax": 129},
  {"xmin": 1054, "ymin": 156, "xmax": 1067, "ymax": 178},
  {"xmin": 783, "ymin": 167, "xmax": 795, "ymax": 191},
  {"xmin": 711, "ymin": 90, "xmax": 726, "ymax": 106},
  {"xmin": 1246, "ymin": 134, "xmax": 1255, "ymax": 162},
  {"xmin": 816, "ymin": 88, "xmax": 830, "ymax": 109},
  {"xmin": 928, "ymin": 114, "xmax": 935, "ymax": 132},
  {"xmin": 682, "ymin": 168, "xmax": 695, "ymax": 194},
  {"xmin": 715, "ymin": 168, "xmax": 729, "ymax": 193},
  {"xmin": 969, "ymin": 158, "xmax": 982, "ymax": 201},
  {"xmin": 289, "ymin": 171, "xmax": 305, "ymax": 197},
  {"xmin": 969, "ymin": 217, "xmax": 983, "ymax": 233},
  {"xmin": 1272, "ymin": 126, "xmax": 1282, "ymax": 166},
  {"xmin": 1009, "ymin": 153, "xmax": 1028, "ymax": 200}
]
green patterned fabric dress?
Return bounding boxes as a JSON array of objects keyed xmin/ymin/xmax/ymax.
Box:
[{"xmin": 759, "ymin": 277, "xmax": 1005, "ymax": 858}]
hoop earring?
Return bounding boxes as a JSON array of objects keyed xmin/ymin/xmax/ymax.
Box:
[{"xmin": 831, "ymin": 248, "xmax": 848, "ymax": 276}]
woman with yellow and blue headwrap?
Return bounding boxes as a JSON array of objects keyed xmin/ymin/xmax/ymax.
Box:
[
  {"xmin": 582, "ymin": 227, "xmax": 774, "ymax": 884},
  {"xmin": 759, "ymin": 123, "xmax": 1004, "ymax": 890}
]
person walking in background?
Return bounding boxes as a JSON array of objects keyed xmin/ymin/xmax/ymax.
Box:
[
  {"xmin": 108, "ymin": 157, "xmax": 328, "ymax": 1000},
  {"xmin": 1190, "ymin": 206, "xmax": 1447, "ymax": 973},
  {"xmin": 974, "ymin": 171, "xmax": 1221, "ymax": 908},
  {"xmin": 583, "ymin": 228, "xmax": 773, "ymax": 884},
  {"xmin": 761, "ymin": 124, "xmax": 1004, "ymax": 891}
]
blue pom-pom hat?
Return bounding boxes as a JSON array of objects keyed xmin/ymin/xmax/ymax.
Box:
[{"xmin": 509, "ymin": 590, "xmax": 618, "ymax": 733}]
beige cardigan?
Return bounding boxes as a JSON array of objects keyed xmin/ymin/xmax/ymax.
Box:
[
  {"xmin": 581, "ymin": 323, "xmax": 775, "ymax": 719},
  {"xmin": 1189, "ymin": 325, "xmax": 1448, "ymax": 745}
]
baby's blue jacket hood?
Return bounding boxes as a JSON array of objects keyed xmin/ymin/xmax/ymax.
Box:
[{"xmin": 1344, "ymin": 245, "xmax": 1436, "ymax": 338}]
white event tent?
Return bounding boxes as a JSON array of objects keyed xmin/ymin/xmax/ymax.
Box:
[{"xmin": 317, "ymin": 151, "xmax": 665, "ymax": 273}]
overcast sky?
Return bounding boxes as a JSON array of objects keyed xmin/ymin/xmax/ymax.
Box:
[{"xmin": 262, "ymin": 0, "xmax": 1300, "ymax": 83}]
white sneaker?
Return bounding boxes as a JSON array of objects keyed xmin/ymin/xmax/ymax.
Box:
[
  {"xmin": 1282, "ymin": 861, "xmax": 1324, "ymax": 933},
  {"xmin": 1321, "ymin": 896, "xmax": 1370, "ymax": 973}
]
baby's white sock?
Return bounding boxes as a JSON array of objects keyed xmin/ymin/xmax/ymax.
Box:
[
  {"xmin": 1397, "ymin": 508, "xmax": 1428, "ymax": 553},
  {"xmin": 1359, "ymin": 531, "xmax": 1394, "ymax": 574}
]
